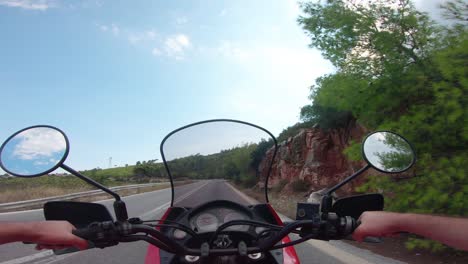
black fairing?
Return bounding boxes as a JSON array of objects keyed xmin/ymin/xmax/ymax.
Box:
[
  {"xmin": 44, "ymin": 201, "xmax": 113, "ymax": 227},
  {"xmin": 331, "ymin": 193, "xmax": 384, "ymax": 219}
]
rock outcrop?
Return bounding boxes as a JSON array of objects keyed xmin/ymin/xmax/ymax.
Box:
[{"xmin": 258, "ymin": 121, "xmax": 369, "ymax": 195}]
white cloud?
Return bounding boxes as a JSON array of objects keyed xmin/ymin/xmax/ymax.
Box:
[
  {"xmin": 12, "ymin": 127, "xmax": 67, "ymax": 160},
  {"xmin": 0, "ymin": 0, "xmax": 56, "ymax": 10},
  {"xmin": 96, "ymin": 22, "xmax": 192, "ymax": 61},
  {"xmin": 164, "ymin": 34, "xmax": 191, "ymax": 60}
]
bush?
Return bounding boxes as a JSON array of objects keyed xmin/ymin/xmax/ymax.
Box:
[
  {"xmin": 273, "ymin": 179, "xmax": 289, "ymax": 193},
  {"xmin": 240, "ymin": 173, "xmax": 258, "ymax": 188},
  {"xmin": 291, "ymin": 179, "xmax": 310, "ymax": 192}
]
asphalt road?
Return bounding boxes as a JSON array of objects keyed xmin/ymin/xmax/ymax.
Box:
[{"xmin": 0, "ymin": 181, "xmax": 405, "ymax": 264}]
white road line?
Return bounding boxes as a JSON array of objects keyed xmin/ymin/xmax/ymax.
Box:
[
  {"xmin": 140, "ymin": 181, "xmax": 209, "ymax": 219},
  {"xmin": 172, "ymin": 181, "xmax": 209, "ymax": 205},
  {"xmin": 30, "ymin": 252, "xmax": 79, "ymax": 264},
  {"xmin": 0, "ymin": 251, "xmax": 54, "ymax": 264},
  {"xmin": 225, "ymin": 182, "xmax": 257, "ymax": 204},
  {"xmin": 139, "ymin": 201, "xmax": 171, "ymax": 219}
]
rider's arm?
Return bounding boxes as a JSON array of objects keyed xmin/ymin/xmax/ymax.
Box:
[
  {"xmin": 0, "ymin": 221, "xmax": 88, "ymax": 250},
  {"xmin": 352, "ymin": 211, "xmax": 468, "ymax": 251}
]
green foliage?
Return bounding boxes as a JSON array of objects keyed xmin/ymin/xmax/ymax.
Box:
[
  {"xmin": 299, "ymin": 0, "xmax": 468, "ymax": 252},
  {"xmin": 250, "ymin": 139, "xmax": 274, "ymax": 168},
  {"xmin": 239, "ymin": 173, "xmax": 258, "ymax": 188},
  {"xmin": 406, "ymin": 238, "xmax": 446, "ymax": 253},
  {"xmin": 276, "ymin": 122, "xmax": 315, "ymax": 142},
  {"xmin": 164, "ymin": 144, "xmax": 260, "ymax": 187},
  {"xmin": 300, "ymin": 101, "xmax": 353, "ymax": 130},
  {"xmin": 343, "ymin": 141, "xmax": 362, "ymax": 161},
  {"xmin": 0, "ymin": 175, "xmax": 89, "ymax": 192},
  {"xmin": 133, "ymin": 159, "xmax": 165, "ymax": 180}
]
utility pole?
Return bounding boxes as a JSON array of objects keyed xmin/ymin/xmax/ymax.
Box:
[{"xmin": 109, "ymin": 157, "xmax": 112, "ymax": 168}]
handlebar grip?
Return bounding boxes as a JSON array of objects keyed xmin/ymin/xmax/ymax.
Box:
[
  {"xmin": 49, "ymin": 229, "xmax": 97, "ymax": 255},
  {"xmin": 351, "ymin": 219, "xmax": 382, "ymax": 243},
  {"xmin": 72, "ymin": 228, "xmax": 95, "ymax": 240}
]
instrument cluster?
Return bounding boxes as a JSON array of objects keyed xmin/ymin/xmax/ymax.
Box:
[{"xmin": 190, "ymin": 207, "xmax": 250, "ymax": 232}]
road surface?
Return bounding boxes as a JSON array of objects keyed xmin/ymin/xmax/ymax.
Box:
[{"xmin": 0, "ymin": 181, "xmax": 405, "ymax": 264}]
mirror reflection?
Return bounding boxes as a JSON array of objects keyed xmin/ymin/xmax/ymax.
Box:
[
  {"xmin": 363, "ymin": 132, "xmax": 415, "ymax": 173},
  {"xmin": 0, "ymin": 127, "xmax": 68, "ymax": 177}
]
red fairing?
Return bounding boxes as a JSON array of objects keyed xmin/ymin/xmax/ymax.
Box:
[
  {"xmin": 267, "ymin": 204, "xmax": 300, "ymax": 264},
  {"xmin": 145, "ymin": 205, "xmax": 300, "ymax": 264},
  {"xmin": 145, "ymin": 207, "xmax": 173, "ymax": 264}
]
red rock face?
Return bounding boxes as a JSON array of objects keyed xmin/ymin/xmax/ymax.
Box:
[{"xmin": 259, "ymin": 121, "xmax": 369, "ymax": 195}]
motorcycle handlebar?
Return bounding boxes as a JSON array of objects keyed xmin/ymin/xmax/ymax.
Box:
[
  {"xmin": 71, "ymin": 215, "xmax": 359, "ymax": 256},
  {"xmin": 72, "ymin": 229, "xmax": 96, "ymax": 240}
]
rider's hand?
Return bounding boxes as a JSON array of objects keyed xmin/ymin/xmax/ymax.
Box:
[
  {"xmin": 352, "ymin": 211, "xmax": 402, "ymax": 242},
  {"xmin": 30, "ymin": 221, "xmax": 88, "ymax": 250}
]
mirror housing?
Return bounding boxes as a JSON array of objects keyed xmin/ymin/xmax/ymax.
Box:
[
  {"xmin": 44, "ymin": 201, "xmax": 114, "ymax": 227},
  {"xmin": 1, "ymin": 125, "xmax": 129, "ymax": 222},
  {"xmin": 331, "ymin": 193, "xmax": 384, "ymax": 219},
  {"xmin": 362, "ymin": 131, "xmax": 415, "ymax": 173},
  {"xmin": 0, "ymin": 126, "xmax": 69, "ymax": 177}
]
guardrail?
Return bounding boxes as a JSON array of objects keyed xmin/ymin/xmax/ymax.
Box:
[{"xmin": 0, "ymin": 182, "xmax": 167, "ymax": 212}]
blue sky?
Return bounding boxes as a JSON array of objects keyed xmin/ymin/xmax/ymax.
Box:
[{"xmin": 0, "ymin": 0, "xmax": 445, "ymax": 172}]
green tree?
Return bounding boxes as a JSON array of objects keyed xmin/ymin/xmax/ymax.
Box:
[{"xmin": 299, "ymin": 0, "xmax": 468, "ymax": 252}]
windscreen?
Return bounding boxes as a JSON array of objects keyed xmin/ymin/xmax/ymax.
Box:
[{"xmin": 161, "ymin": 120, "xmax": 276, "ymax": 208}]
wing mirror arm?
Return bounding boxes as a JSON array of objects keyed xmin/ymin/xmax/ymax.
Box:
[
  {"xmin": 320, "ymin": 164, "xmax": 370, "ymax": 215},
  {"xmin": 324, "ymin": 164, "xmax": 371, "ymax": 197},
  {"xmin": 60, "ymin": 164, "xmax": 129, "ymax": 221}
]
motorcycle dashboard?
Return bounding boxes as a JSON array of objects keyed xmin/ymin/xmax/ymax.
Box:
[{"xmin": 190, "ymin": 207, "xmax": 250, "ymax": 232}]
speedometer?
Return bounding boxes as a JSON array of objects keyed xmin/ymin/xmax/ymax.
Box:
[
  {"xmin": 224, "ymin": 212, "xmax": 248, "ymax": 231},
  {"xmin": 195, "ymin": 213, "xmax": 219, "ymax": 232}
]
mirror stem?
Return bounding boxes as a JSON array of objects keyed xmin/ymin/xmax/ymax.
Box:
[
  {"xmin": 60, "ymin": 164, "xmax": 122, "ymax": 201},
  {"xmin": 114, "ymin": 200, "xmax": 129, "ymax": 222},
  {"xmin": 325, "ymin": 164, "xmax": 371, "ymax": 196}
]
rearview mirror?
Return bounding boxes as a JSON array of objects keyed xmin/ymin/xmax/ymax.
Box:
[
  {"xmin": 0, "ymin": 126, "xmax": 69, "ymax": 177},
  {"xmin": 362, "ymin": 131, "xmax": 415, "ymax": 173}
]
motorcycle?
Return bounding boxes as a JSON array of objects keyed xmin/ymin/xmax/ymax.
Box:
[{"xmin": 0, "ymin": 119, "xmax": 415, "ymax": 263}]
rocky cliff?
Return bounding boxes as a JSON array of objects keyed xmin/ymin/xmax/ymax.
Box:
[{"xmin": 258, "ymin": 121, "xmax": 369, "ymax": 195}]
